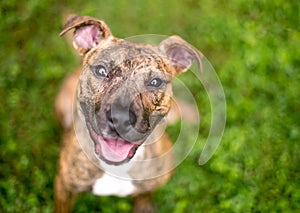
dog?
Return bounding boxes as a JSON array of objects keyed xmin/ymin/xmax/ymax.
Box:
[{"xmin": 54, "ymin": 14, "xmax": 202, "ymax": 213}]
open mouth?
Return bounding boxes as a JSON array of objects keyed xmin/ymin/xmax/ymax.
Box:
[{"xmin": 87, "ymin": 122, "xmax": 141, "ymax": 164}]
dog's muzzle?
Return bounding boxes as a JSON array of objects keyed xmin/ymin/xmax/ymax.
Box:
[{"xmin": 81, "ymin": 98, "xmax": 150, "ymax": 165}]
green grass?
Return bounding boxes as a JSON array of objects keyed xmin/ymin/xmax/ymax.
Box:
[{"xmin": 1, "ymin": 0, "xmax": 299, "ymax": 212}]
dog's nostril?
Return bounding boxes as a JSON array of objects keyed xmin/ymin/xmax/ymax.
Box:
[
  {"xmin": 106, "ymin": 109, "xmax": 112, "ymax": 122},
  {"xmin": 106, "ymin": 109, "xmax": 116, "ymax": 131},
  {"xmin": 129, "ymin": 110, "xmax": 137, "ymax": 126}
]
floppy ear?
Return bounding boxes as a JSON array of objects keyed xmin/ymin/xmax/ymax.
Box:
[
  {"xmin": 59, "ymin": 14, "xmax": 112, "ymax": 55},
  {"xmin": 159, "ymin": 35, "xmax": 203, "ymax": 75}
]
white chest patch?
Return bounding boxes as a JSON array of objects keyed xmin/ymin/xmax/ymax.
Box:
[
  {"xmin": 92, "ymin": 173, "xmax": 136, "ymax": 197},
  {"xmin": 92, "ymin": 145, "xmax": 146, "ymax": 197}
]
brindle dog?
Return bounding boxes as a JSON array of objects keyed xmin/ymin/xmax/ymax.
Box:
[{"xmin": 54, "ymin": 14, "xmax": 202, "ymax": 213}]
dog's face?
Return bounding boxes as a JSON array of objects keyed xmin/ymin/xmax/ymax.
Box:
[
  {"xmin": 60, "ymin": 15, "xmax": 202, "ymax": 165},
  {"xmin": 78, "ymin": 41, "xmax": 174, "ymax": 165}
]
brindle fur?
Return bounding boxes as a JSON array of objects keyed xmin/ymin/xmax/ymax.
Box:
[{"xmin": 55, "ymin": 14, "xmax": 202, "ymax": 213}]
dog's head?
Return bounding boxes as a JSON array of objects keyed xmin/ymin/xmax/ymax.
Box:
[{"xmin": 60, "ymin": 15, "xmax": 202, "ymax": 165}]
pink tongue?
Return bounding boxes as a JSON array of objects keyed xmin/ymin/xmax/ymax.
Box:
[{"xmin": 98, "ymin": 137, "xmax": 135, "ymax": 162}]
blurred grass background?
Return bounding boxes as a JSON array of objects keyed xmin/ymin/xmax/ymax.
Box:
[{"xmin": 0, "ymin": 0, "xmax": 299, "ymax": 212}]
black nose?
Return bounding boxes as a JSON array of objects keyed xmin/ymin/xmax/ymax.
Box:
[{"xmin": 106, "ymin": 106, "xmax": 137, "ymax": 134}]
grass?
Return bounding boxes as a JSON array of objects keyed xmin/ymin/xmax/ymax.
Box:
[{"xmin": 0, "ymin": 0, "xmax": 299, "ymax": 212}]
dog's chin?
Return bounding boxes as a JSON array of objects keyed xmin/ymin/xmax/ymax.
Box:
[{"xmin": 87, "ymin": 123, "xmax": 142, "ymax": 165}]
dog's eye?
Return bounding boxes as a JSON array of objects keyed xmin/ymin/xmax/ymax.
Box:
[
  {"xmin": 91, "ymin": 65, "xmax": 108, "ymax": 78},
  {"xmin": 148, "ymin": 78, "xmax": 163, "ymax": 88}
]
